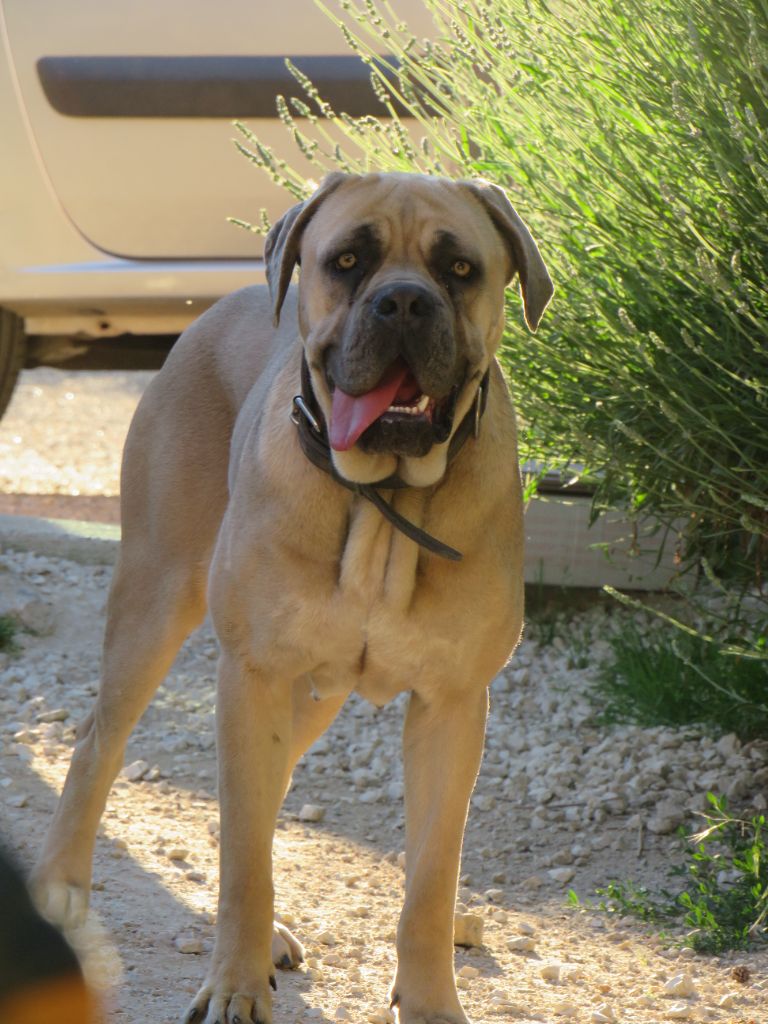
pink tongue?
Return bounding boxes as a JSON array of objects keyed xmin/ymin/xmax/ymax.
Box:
[{"xmin": 330, "ymin": 361, "xmax": 410, "ymax": 452}]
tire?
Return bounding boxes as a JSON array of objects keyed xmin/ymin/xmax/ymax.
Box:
[{"xmin": 0, "ymin": 308, "xmax": 26, "ymax": 420}]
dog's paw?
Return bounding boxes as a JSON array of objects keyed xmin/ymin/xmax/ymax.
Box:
[
  {"xmin": 272, "ymin": 920, "xmax": 304, "ymax": 969},
  {"xmin": 391, "ymin": 991, "xmax": 471, "ymax": 1024},
  {"xmin": 395, "ymin": 1012, "xmax": 471, "ymax": 1024},
  {"xmin": 183, "ymin": 974, "xmax": 274, "ymax": 1024}
]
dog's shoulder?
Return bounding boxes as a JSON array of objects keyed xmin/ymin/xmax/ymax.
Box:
[
  {"xmin": 162, "ymin": 284, "xmax": 300, "ymax": 413},
  {"xmin": 193, "ymin": 284, "xmax": 298, "ymax": 345}
]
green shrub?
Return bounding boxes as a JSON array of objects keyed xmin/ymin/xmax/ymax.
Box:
[
  {"xmin": 593, "ymin": 618, "xmax": 768, "ymax": 739},
  {"xmin": 584, "ymin": 794, "xmax": 768, "ymax": 953},
  {"xmin": 235, "ymin": 0, "xmax": 768, "ymax": 653}
]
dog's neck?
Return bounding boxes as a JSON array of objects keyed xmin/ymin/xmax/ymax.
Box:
[{"xmin": 290, "ymin": 355, "xmax": 489, "ymax": 562}]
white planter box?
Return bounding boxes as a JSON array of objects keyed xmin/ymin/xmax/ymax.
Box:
[{"xmin": 524, "ymin": 495, "xmax": 679, "ymax": 591}]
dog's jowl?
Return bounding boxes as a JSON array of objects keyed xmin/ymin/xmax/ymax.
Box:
[{"xmin": 33, "ymin": 173, "xmax": 553, "ymax": 1024}]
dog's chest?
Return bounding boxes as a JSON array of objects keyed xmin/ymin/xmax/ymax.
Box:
[{"xmin": 306, "ymin": 498, "xmax": 461, "ymax": 705}]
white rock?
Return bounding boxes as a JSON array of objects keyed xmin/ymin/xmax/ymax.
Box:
[
  {"xmin": 174, "ymin": 932, "xmax": 203, "ymax": 954},
  {"xmin": 648, "ymin": 801, "xmax": 685, "ymax": 835},
  {"xmin": 553, "ymin": 1002, "xmax": 578, "ymax": 1018},
  {"xmin": 507, "ymin": 935, "xmax": 536, "ymax": 953},
  {"xmin": 517, "ymin": 921, "xmax": 537, "ymax": 936},
  {"xmin": 715, "ymin": 733, "xmax": 740, "ymax": 758},
  {"xmin": 591, "ymin": 1004, "xmax": 616, "ymax": 1023},
  {"xmin": 521, "ymin": 874, "xmax": 545, "ymax": 890},
  {"xmin": 457, "ymin": 965, "xmax": 480, "ymax": 979},
  {"xmin": 366, "ymin": 1010, "xmax": 394, "ymax": 1024},
  {"xmin": 548, "ymin": 867, "xmax": 575, "ymax": 885},
  {"xmin": 122, "ymin": 759, "xmax": 149, "ymax": 782},
  {"xmin": 474, "ymin": 794, "xmax": 496, "ymax": 811},
  {"xmin": 298, "ymin": 803, "xmax": 325, "ymax": 822},
  {"xmin": 358, "ymin": 788, "xmax": 383, "ymax": 804},
  {"xmin": 666, "ymin": 1003, "xmax": 691, "ymax": 1020},
  {"xmin": 726, "ymin": 771, "xmax": 753, "ymax": 801},
  {"xmin": 167, "ymin": 847, "xmax": 189, "ymax": 861},
  {"xmin": 316, "ymin": 930, "xmax": 336, "ymax": 946},
  {"xmin": 663, "ymin": 973, "xmax": 697, "ymax": 999},
  {"xmin": 540, "ymin": 962, "xmax": 562, "ymax": 982},
  {"xmin": 36, "ymin": 707, "xmax": 69, "ymax": 723},
  {"xmin": 334, "ymin": 1008, "xmax": 351, "ymax": 1021}
]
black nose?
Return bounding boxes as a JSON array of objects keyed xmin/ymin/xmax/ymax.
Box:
[{"xmin": 371, "ymin": 282, "xmax": 437, "ymax": 324}]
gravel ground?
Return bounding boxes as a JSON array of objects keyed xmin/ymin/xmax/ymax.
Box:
[
  {"xmin": 0, "ymin": 368, "xmax": 767, "ymax": 1023},
  {"xmin": 0, "ymin": 367, "xmax": 153, "ymax": 520},
  {"xmin": 1, "ymin": 548, "xmax": 767, "ymax": 1024}
]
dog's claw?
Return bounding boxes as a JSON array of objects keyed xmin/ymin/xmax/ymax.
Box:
[
  {"xmin": 278, "ymin": 953, "xmax": 292, "ymax": 969},
  {"xmin": 269, "ymin": 974, "xmax": 277, "ymax": 991}
]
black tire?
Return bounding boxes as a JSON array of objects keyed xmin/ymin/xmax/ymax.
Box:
[{"xmin": 0, "ymin": 308, "xmax": 26, "ymax": 420}]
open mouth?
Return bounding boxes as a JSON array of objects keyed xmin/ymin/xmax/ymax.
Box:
[
  {"xmin": 380, "ymin": 370, "xmax": 435, "ymax": 420},
  {"xmin": 328, "ymin": 358, "xmax": 458, "ymax": 457}
]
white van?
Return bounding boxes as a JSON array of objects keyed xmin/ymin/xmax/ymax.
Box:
[{"xmin": 0, "ymin": 0, "xmax": 431, "ymax": 414}]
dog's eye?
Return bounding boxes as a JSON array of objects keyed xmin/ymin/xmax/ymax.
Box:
[
  {"xmin": 335, "ymin": 252, "xmax": 358, "ymax": 271},
  {"xmin": 451, "ymin": 259, "xmax": 472, "ymax": 279}
]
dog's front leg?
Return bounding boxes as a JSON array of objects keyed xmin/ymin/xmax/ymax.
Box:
[
  {"xmin": 393, "ymin": 686, "xmax": 489, "ymax": 1024},
  {"xmin": 186, "ymin": 650, "xmax": 292, "ymax": 1024}
]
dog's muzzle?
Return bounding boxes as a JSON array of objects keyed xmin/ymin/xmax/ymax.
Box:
[
  {"xmin": 291, "ymin": 356, "xmax": 489, "ymax": 562},
  {"xmin": 326, "ymin": 281, "xmax": 460, "ymax": 457}
]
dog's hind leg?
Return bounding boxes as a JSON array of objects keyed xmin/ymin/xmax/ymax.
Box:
[
  {"xmin": 33, "ymin": 551, "xmax": 213, "ymax": 926},
  {"xmin": 32, "ymin": 371, "xmax": 231, "ymax": 928}
]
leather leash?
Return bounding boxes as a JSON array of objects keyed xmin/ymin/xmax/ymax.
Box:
[{"xmin": 291, "ymin": 357, "xmax": 489, "ymax": 562}]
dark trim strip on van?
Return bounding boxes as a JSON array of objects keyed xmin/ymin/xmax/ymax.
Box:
[{"xmin": 37, "ymin": 55, "xmax": 403, "ymax": 118}]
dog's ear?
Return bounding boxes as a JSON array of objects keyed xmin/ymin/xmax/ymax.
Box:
[
  {"xmin": 462, "ymin": 179, "xmax": 554, "ymax": 332},
  {"xmin": 264, "ymin": 172, "xmax": 349, "ymax": 325}
]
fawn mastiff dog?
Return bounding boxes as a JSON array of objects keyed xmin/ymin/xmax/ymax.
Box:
[{"xmin": 33, "ymin": 172, "xmax": 553, "ymax": 1024}]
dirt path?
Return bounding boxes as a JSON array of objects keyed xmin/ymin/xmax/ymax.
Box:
[{"xmin": 1, "ymin": 546, "xmax": 766, "ymax": 1024}]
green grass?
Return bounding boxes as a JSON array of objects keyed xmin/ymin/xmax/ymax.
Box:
[
  {"xmin": 0, "ymin": 615, "xmax": 19, "ymax": 655},
  {"xmin": 575, "ymin": 794, "xmax": 768, "ymax": 953},
  {"xmin": 593, "ymin": 621, "xmax": 768, "ymax": 740}
]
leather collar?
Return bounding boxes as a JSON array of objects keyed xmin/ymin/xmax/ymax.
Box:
[{"xmin": 291, "ymin": 357, "xmax": 490, "ymax": 562}]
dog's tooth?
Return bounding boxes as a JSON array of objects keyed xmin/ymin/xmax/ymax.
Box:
[{"xmin": 416, "ymin": 394, "xmax": 430, "ymax": 412}]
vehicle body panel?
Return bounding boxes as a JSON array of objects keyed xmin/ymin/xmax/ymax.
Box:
[{"xmin": 0, "ymin": 0, "xmax": 432, "ymax": 338}]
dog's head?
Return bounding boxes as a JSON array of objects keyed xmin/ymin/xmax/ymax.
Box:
[{"xmin": 266, "ymin": 172, "xmax": 552, "ymax": 487}]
